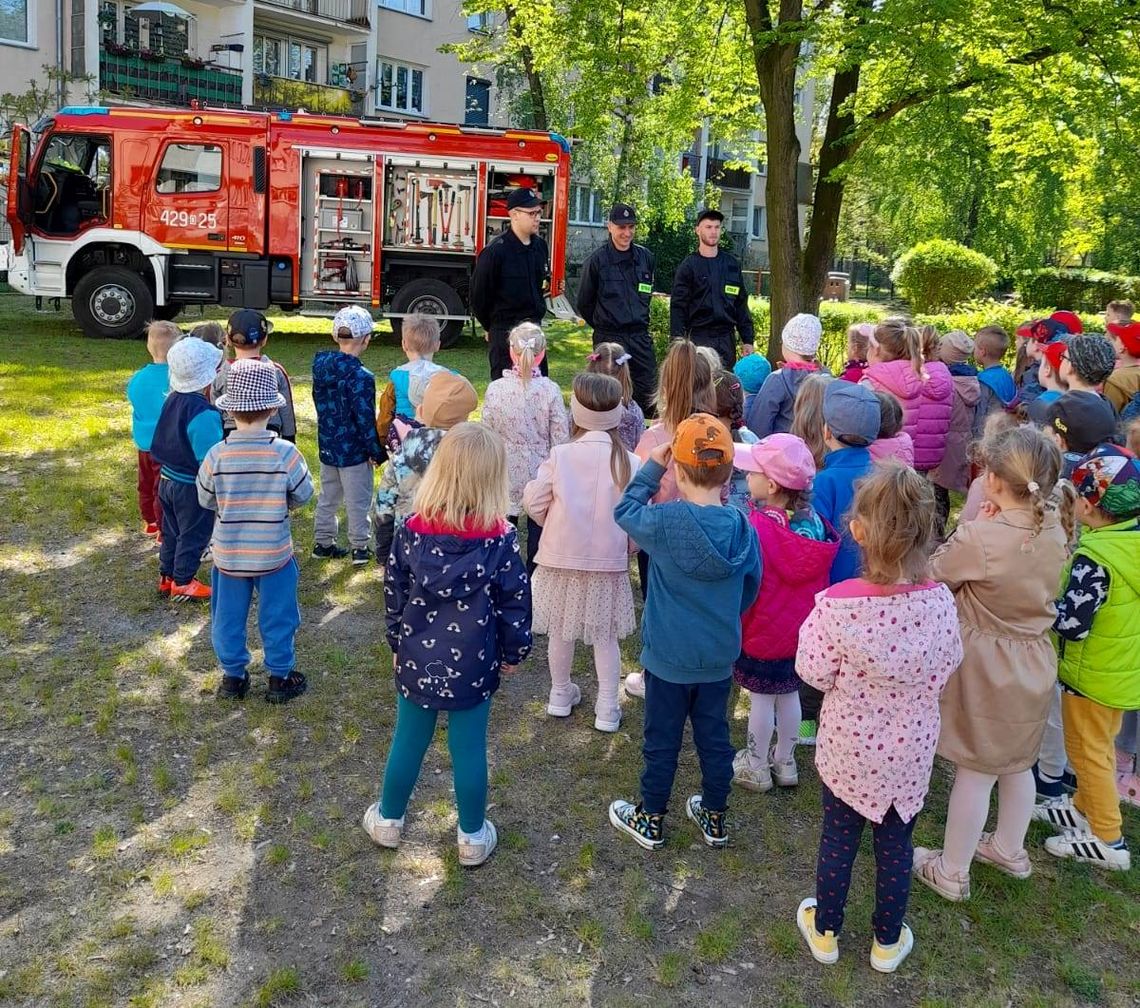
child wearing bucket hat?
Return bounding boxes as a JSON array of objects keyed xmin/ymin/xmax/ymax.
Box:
[
  {"xmin": 1040, "ymin": 444, "xmax": 1140, "ymax": 871},
  {"xmin": 609, "ymin": 414, "xmax": 760, "ymax": 850},
  {"xmin": 213, "ymin": 309, "xmax": 297, "ymax": 442},
  {"xmin": 198, "ymin": 360, "xmax": 314, "ymax": 703},
  {"xmin": 150, "ymin": 337, "xmax": 224, "ymax": 601},
  {"xmin": 732, "ymin": 434, "xmax": 839, "ymax": 793}
]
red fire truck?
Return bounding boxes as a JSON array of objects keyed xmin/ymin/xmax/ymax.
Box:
[{"xmin": 5, "ymin": 104, "xmax": 575, "ymax": 345}]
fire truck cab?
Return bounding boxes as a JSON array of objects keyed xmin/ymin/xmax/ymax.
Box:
[{"xmin": 5, "ymin": 105, "xmax": 574, "ymax": 345}]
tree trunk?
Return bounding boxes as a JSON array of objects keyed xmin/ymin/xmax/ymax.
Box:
[
  {"xmin": 743, "ymin": 0, "xmax": 805, "ymax": 362},
  {"xmin": 802, "ymin": 62, "xmax": 861, "ymax": 314},
  {"xmin": 504, "ymin": 4, "xmax": 548, "ymax": 130}
]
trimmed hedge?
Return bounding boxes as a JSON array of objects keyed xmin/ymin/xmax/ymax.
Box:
[
  {"xmin": 890, "ymin": 240, "xmax": 998, "ymax": 313},
  {"xmin": 1016, "ymin": 268, "xmax": 1140, "ymax": 313}
]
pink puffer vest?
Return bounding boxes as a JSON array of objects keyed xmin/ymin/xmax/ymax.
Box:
[
  {"xmin": 864, "ymin": 359, "xmax": 953, "ymax": 470},
  {"xmin": 740, "ymin": 507, "xmax": 840, "ymax": 661}
]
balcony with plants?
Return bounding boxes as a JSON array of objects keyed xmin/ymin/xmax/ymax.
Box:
[{"xmin": 252, "ymin": 62, "xmax": 366, "ymax": 116}]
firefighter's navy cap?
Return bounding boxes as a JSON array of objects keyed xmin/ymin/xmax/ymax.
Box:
[
  {"xmin": 227, "ymin": 308, "xmax": 271, "ymax": 345},
  {"xmin": 696, "ymin": 207, "xmax": 724, "ymax": 223},
  {"xmin": 609, "ymin": 202, "xmax": 637, "ymax": 224},
  {"xmin": 507, "ymin": 187, "xmax": 543, "ymax": 210}
]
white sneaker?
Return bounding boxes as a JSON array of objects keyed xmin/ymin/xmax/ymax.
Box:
[
  {"xmin": 1030, "ymin": 795, "xmax": 1091, "ymax": 833},
  {"xmin": 361, "ymin": 802, "xmax": 404, "ymax": 849},
  {"xmin": 769, "ymin": 745, "xmax": 799, "ymax": 787},
  {"xmin": 733, "ymin": 749, "xmax": 772, "ymax": 792},
  {"xmin": 457, "ymin": 819, "xmax": 498, "ymax": 867},
  {"xmin": 546, "ymin": 682, "xmax": 582, "ymax": 717},
  {"xmin": 623, "ymin": 672, "xmax": 646, "ymax": 699},
  {"xmin": 870, "ymin": 923, "xmax": 914, "ymax": 973},
  {"xmin": 1044, "ymin": 829, "xmax": 1131, "ymax": 871},
  {"xmin": 594, "ymin": 706, "xmax": 622, "ymax": 733}
]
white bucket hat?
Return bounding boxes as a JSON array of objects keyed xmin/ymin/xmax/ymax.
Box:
[
  {"xmin": 215, "ymin": 359, "xmax": 286, "ymax": 412},
  {"xmin": 168, "ymin": 337, "xmax": 222, "ymax": 393}
]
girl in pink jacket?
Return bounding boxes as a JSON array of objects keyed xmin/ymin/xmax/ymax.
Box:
[
  {"xmin": 795, "ymin": 463, "xmax": 963, "ymax": 975},
  {"xmin": 732, "ymin": 434, "xmax": 839, "ymax": 792},
  {"xmin": 523, "ymin": 373, "xmax": 641, "ymax": 732},
  {"xmin": 864, "ymin": 319, "xmax": 953, "ymax": 472}
]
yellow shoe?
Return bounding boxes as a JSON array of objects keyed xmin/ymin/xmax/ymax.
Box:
[
  {"xmin": 870, "ymin": 923, "xmax": 914, "ymax": 973},
  {"xmin": 796, "ymin": 897, "xmax": 838, "ymax": 964}
]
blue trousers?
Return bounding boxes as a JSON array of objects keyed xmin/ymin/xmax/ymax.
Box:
[
  {"xmin": 641, "ymin": 671, "xmax": 733, "ymax": 815},
  {"xmin": 814, "ymin": 784, "xmax": 915, "ymax": 946},
  {"xmin": 380, "ymin": 693, "xmax": 491, "ymax": 834},
  {"xmin": 158, "ymin": 478, "xmax": 214, "ymax": 585},
  {"xmin": 210, "ymin": 558, "xmax": 301, "ymax": 680}
]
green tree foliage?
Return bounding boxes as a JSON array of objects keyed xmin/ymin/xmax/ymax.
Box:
[{"xmin": 891, "ymin": 240, "xmax": 998, "ymax": 312}]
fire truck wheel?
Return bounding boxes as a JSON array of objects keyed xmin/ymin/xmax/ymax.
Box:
[
  {"xmin": 390, "ymin": 278, "xmax": 465, "ymax": 350},
  {"xmin": 73, "ymin": 266, "xmax": 154, "ymax": 339},
  {"xmin": 152, "ymin": 301, "xmax": 184, "ymax": 322}
]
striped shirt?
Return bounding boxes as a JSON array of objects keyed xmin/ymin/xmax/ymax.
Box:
[{"xmin": 197, "ymin": 429, "xmax": 314, "ymax": 575}]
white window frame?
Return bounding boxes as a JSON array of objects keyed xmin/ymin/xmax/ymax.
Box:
[
  {"xmin": 466, "ymin": 10, "xmax": 491, "ymax": 32},
  {"xmin": 254, "ymin": 32, "xmax": 327, "ymax": 84},
  {"xmin": 569, "ymin": 184, "xmax": 606, "ymax": 226},
  {"xmin": 376, "ymin": 58, "xmax": 426, "ymax": 116},
  {"xmin": 379, "ymin": 0, "xmax": 429, "ymax": 18},
  {"xmin": 752, "ymin": 205, "xmax": 766, "ymax": 240},
  {"xmin": 0, "ymin": 0, "xmax": 34, "ymax": 47}
]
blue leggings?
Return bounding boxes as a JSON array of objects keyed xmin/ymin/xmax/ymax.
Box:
[{"xmin": 380, "ymin": 694, "xmax": 491, "ymax": 834}]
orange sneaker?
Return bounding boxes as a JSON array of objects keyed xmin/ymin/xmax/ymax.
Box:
[
  {"xmin": 170, "ymin": 578, "xmax": 211, "ymax": 602},
  {"xmin": 157, "ymin": 575, "xmax": 173, "ymax": 596}
]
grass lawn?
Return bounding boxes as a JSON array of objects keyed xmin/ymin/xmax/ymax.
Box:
[{"xmin": 0, "ymin": 290, "xmax": 1137, "ymax": 1008}]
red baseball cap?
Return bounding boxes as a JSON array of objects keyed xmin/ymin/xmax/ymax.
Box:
[
  {"xmin": 1108, "ymin": 321, "xmax": 1140, "ymax": 358},
  {"xmin": 1050, "ymin": 310, "xmax": 1083, "ymax": 334},
  {"xmin": 1040, "ymin": 340, "xmax": 1067, "ymax": 374}
]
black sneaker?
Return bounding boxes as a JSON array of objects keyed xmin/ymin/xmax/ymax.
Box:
[
  {"xmin": 608, "ymin": 799, "xmax": 664, "ymax": 851},
  {"xmin": 216, "ymin": 675, "xmax": 250, "ymax": 700},
  {"xmin": 351, "ymin": 548, "xmax": 371, "ymax": 566},
  {"xmin": 686, "ymin": 795, "xmax": 727, "ymax": 847},
  {"xmin": 312, "ymin": 543, "xmax": 349, "ymax": 559},
  {"xmin": 266, "ymin": 671, "xmax": 308, "ymax": 704}
]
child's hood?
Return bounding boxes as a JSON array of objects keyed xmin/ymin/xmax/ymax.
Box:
[
  {"xmin": 660, "ymin": 504, "xmax": 754, "ymax": 581},
  {"xmin": 867, "ymin": 359, "xmax": 951, "ymax": 402},
  {"xmin": 403, "ymin": 526, "xmax": 512, "ymax": 600},
  {"xmin": 951, "ymin": 372, "xmax": 981, "ymax": 407},
  {"xmin": 1086, "ymin": 523, "xmax": 1140, "ymax": 598},
  {"xmin": 400, "ymin": 427, "xmax": 445, "ymax": 477},
  {"xmin": 756, "ymin": 513, "xmax": 840, "ymax": 587},
  {"xmin": 313, "ymin": 349, "xmax": 365, "ymax": 384}
]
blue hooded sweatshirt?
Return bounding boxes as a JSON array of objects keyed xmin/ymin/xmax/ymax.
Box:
[
  {"xmin": 312, "ymin": 350, "xmax": 384, "ymax": 467},
  {"xmin": 615, "ymin": 460, "xmax": 760, "ymax": 683},
  {"xmin": 813, "ymin": 445, "xmax": 873, "ymax": 583}
]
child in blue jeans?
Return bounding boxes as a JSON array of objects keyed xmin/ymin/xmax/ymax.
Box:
[
  {"xmin": 609, "ymin": 414, "xmax": 760, "ymax": 849},
  {"xmin": 363, "ymin": 423, "xmax": 532, "ymax": 868}
]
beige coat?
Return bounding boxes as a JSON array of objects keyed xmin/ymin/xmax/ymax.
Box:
[{"xmin": 931, "ymin": 508, "xmax": 1069, "ymax": 775}]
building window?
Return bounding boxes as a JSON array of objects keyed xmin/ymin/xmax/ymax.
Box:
[
  {"xmin": 465, "ymin": 77, "xmax": 490, "ymax": 126},
  {"xmin": 570, "ymin": 184, "xmax": 605, "ymax": 226},
  {"xmin": 254, "ymin": 34, "xmax": 325, "ymax": 83},
  {"xmin": 253, "ymin": 35, "xmax": 281, "ymax": 76},
  {"xmin": 0, "ymin": 0, "xmax": 28, "ymax": 44},
  {"xmin": 380, "ymin": 0, "xmax": 427, "ymax": 16},
  {"xmin": 378, "ymin": 58, "xmax": 424, "ymax": 114},
  {"xmin": 466, "ymin": 10, "xmax": 491, "ymax": 31},
  {"xmin": 752, "ymin": 206, "xmax": 766, "ymax": 239},
  {"xmin": 156, "ymin": 144, "xmax": 222, "ymax": 194}
]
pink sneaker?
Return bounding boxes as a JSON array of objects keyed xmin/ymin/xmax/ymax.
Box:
[{"xmin": 974, "ymin": 832, "xmax": 1032, "ymax": 879}]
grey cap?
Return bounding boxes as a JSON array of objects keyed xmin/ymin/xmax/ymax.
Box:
[{"xmin": 823, "ymin": 381, "xmax": 881, "ymax": 447}]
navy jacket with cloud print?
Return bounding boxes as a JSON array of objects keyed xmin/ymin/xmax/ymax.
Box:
[{"xmin": 384, "ymin": 515, "xmax": 532, "ymax": 710}]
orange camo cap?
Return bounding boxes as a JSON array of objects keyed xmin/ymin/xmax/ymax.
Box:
[{"xmin": 672, "ymin": 413, "xmax": 733, "ymax": 468}]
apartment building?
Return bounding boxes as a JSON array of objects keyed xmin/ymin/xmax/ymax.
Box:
[{"xmin": 1, "ymin": 0, "xmax": 71, "ymax": 113}]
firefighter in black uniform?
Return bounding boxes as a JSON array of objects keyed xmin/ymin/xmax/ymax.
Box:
[
  {"xmin": 575, "ymin": 202, "xmax": 658, "ymax": 415},
  {"xmin": 469, "ymin": 187, "xmax": 550, "ymax": 379},
  {"xmin": 669, "ymin": 207, "xmax": 755, "ymax": 367}
]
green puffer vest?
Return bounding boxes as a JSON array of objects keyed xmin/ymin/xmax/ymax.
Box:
[{"xmin": 1055, "ymin": 518, "xmax": 1140, "ymax": 709}]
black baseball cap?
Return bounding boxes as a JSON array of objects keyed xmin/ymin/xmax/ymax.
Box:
[
  {"xmin": 506, "ymin": 187, "xmax": 543, "ymax": 210},
  {"xmin": 1046, "ymin": 391, "xmax": 1118, "ymax": 454},
  {"xmin": 696, "ymin": 207, "xmax": 724, "ymax": 223},
  {"xmin": 227, "ymin": 308, "xmax": 271, "ymax": 345},
  {"xmin": 609, "ymin": 202, "xmax": 637, "ymax": 224}
]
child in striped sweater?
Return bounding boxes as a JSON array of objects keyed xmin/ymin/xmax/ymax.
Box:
[{"xmin": 198, "ymin": 360, "xmax": 314, "ymax": 705}]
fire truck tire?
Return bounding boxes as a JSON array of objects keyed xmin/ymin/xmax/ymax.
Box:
[
  {"xmin": 73, "ymin": 267, "xmax": 154, "ymax": 339},
  {"xmin": 152, "ymin": 301, "xmax": 184, "ymax": 322},
  {"xmin": 389, "ymin": 279, "xmax": 465, "ymax": 350}
]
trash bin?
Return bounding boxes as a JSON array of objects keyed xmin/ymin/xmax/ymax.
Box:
[{"xmin": 825, "ymin": 271, "xmax": 850, "ymax": 301}]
